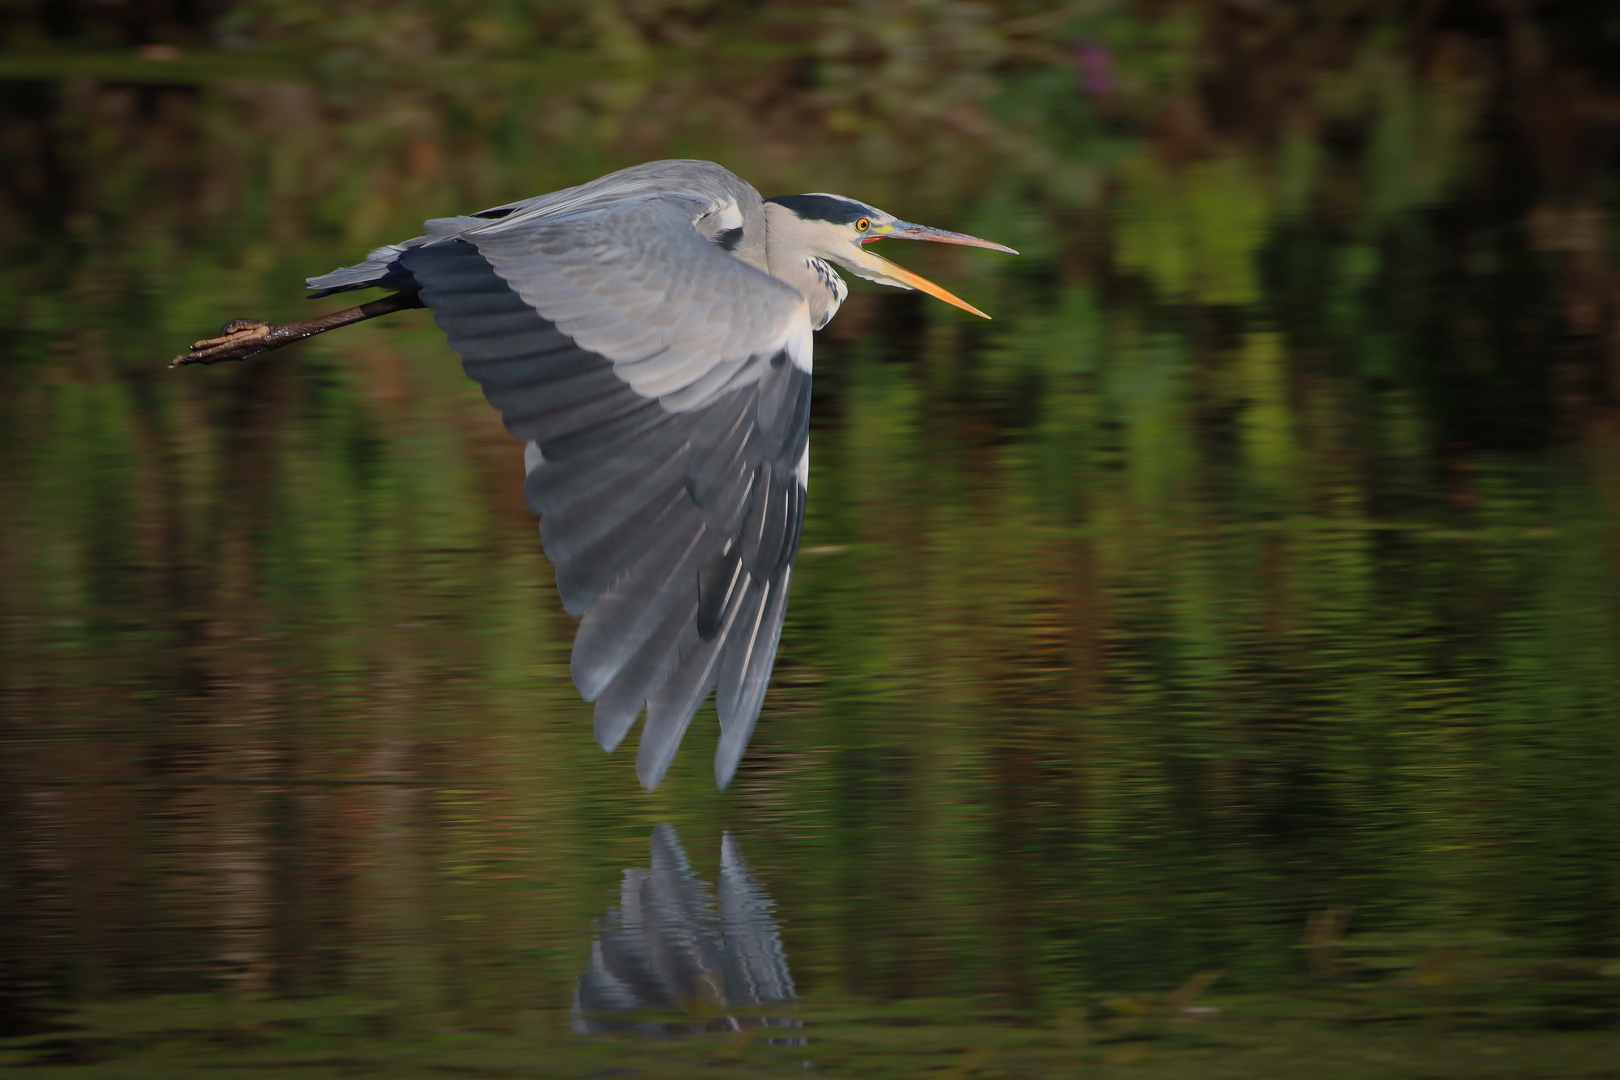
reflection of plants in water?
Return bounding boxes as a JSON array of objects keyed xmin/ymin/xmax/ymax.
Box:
[{"xmin": 3, "ymin": 931, "xmax": 1617, "ymax": 1076}]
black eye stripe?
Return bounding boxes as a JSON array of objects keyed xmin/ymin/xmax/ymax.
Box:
[{"xmin": 765, "ymin": 194, "xmax": 871, "ymax": 225}]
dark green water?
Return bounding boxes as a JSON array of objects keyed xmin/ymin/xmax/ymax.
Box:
[{"xmin": 4, "ymin": 12, "xmax": 1620, "ymax": 1076}]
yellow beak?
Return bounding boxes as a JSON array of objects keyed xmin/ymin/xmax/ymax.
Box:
[
  {"xmin": 865, "ymin": 252, "xmax": 994, "ymax": 319},
  {"xmin": 860, "ymin": 222, "xmax": 1017, "ymax": 320}
]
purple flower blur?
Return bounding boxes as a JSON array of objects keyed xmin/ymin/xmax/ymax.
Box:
[{"xmin": 1075, "ymin": 38, "xmax": 1116, "ymax": 97}]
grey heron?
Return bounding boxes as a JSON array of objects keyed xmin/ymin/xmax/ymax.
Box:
[{"xmin": 173, "ymin": 159, "xmax": 1015, "ymax": 790}]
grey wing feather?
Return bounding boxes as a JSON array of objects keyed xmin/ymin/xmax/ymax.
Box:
[{"xmin": 336, "ymin": 161, "xmax": 810, "ymax": 790}]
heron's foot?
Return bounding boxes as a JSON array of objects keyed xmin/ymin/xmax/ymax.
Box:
[
  {"xmin": 170, "ymin": 294, "xmax": 420, "ymax": 372},
  {"xmin": 170, "ymin": 319, "xmax": 275, "ymax": 368}
]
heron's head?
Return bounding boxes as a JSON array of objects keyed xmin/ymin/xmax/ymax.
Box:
[{"xmin": 764, "ymin": 194, "xmax": 1017, "ymax": 319}]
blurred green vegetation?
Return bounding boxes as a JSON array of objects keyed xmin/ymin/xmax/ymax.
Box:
[{"xmin": 4, "ymin": 1, "xmax": 1620, "ymax": 1076}]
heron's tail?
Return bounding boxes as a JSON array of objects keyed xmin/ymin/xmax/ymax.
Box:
[{"xmin": 305, "ymin": 243, "xmax": 415, "ymax": 298}]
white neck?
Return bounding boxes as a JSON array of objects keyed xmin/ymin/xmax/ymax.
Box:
[{"xmin": 763, "ymin": 203, "xmax": 849, "ymax": 330}]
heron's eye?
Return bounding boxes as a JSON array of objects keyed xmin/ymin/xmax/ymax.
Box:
[{"xmin": 856, "ymin": 218, "xmax": 871, "ymax": 232}]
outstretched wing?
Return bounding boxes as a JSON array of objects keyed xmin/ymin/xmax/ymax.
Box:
[{"xmin": 310, "ymin": 163, "xmax": 809, "ymax": 789}]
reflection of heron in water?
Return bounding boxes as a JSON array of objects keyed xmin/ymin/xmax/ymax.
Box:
[{"xmin": 574, "ymin": 824, "xmax": 800, "ymax": 1039}]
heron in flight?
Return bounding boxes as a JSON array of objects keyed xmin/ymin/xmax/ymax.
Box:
[{"xmin": 173, "ymin": 159, "xmax": 1015, "ymax": 790}]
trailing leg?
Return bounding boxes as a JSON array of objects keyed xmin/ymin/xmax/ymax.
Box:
[{"xmin": 170, "ymin": 291, "xmax": 423, "ymax": 368}]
